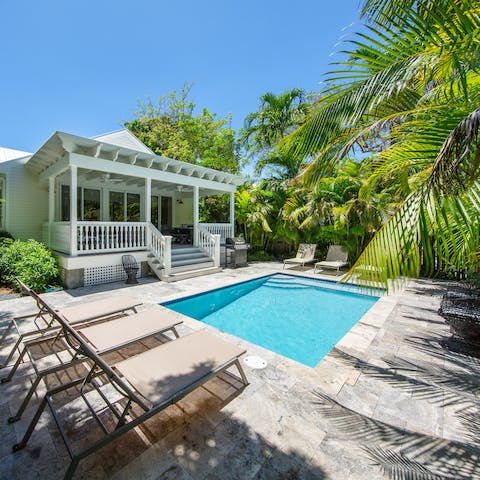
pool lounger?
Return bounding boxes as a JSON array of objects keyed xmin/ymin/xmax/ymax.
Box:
[
  {"xmin": 283, "ymin": 243, "xmax": 317, "ymax": 269},
  {"xmin": 0, "ymin": 279, "xmax": 142, "ymax": 368},
  {"xmin": 313, "ymin": 245, "xmax": 348, "ymax": 275},
  {"xmin": 3, "ymin": 303, "xmax": 183, "ymax": 423},
  {"xmin": 12, "ymin": 295, "xmax": 248, "ymax": 480}
]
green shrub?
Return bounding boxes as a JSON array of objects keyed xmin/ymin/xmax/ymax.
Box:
[
  {"xmin": 0, "ymin": 239, "xmax": 61, "ymax": 292},
  {"xmin": 248, "ymin": 250, "xmax": 277, "ymax": 262},
  {"xmin": 0, "ymin": 230, "xmax": 14, "ymax": 240}
]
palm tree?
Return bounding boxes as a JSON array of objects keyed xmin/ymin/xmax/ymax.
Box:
[
  {"xmin": 241, "ymin": 89, "xmax": 309, "ymax": 178},
  {"xmin": 282, "ymin": 0, "xmax": 480, "ymax": 289}
]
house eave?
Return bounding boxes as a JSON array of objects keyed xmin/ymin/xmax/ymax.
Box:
[{"xmin": 26, "ymin": 131, "xmax": 245, "ymax": 188}]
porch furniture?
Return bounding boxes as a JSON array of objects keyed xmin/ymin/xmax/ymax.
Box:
[
  {"xmin": 12, "ymin": 295, "xmax": 249, "ymax": 480},
  {"xmin": 5, "ymin": 306, "xmax": 183, "ymax": 423},
  {"xmin": 314, "ymin": 245, "xmax": 349, "ymax": 275},
  {"xmin": 172, "ymin": 227, "xmax": 192, "ymax": 245},
  {"xmin": 0, "ymin": 279, "xmax": 141, "ymax": 369},
  {"xmin": 283, "ymin": 244, "xmax": 317, "ymax": 269},
  {"xmin": 122, "ymin": 255, "xmax": 139, "ymax": 284}
]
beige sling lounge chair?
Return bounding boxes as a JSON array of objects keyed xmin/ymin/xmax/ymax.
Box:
[
  {"xmin": 2, "ymin": 286, "xmax": 183, "ymax": 423},
  {"xmin": 314, "ymin": 245, "xmax": 348, "ymax": 275},
  {"xmin": 12, "ymin": 295, "xmax": 248, "ymax": 480},
  {"xmin": 283, "ymin": 243, "xmax": 317, "ymax": 269},
  {"xmin": 0, "ymin": 279, "xmax": 141, "ymax": 368}
]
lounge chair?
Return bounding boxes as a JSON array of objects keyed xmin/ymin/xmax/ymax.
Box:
[
  {"xmin": 314, "ymin": 245, "xmax": 348, "ymax": 275},
  {"xmin": 0, "ymin": 279, "xmax": 141, "ymax": 368},
  {"xmin": 12, "ymin": 294, "xmax": 248, "ymax": 480},
  {"xmin": 4, "ymin": 304, "xmax": 183, "ymax": 423},
  {"xmin": 283, "ymin": 244, "xmax": 317, "ymax": 269}
]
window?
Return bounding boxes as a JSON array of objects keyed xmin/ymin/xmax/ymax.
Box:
[
  {"xmin": 0, "ymin": 176, "xmax": 5, "ymax": 229},
  {"xmin": 83, "ymin": 189, "xmax": 100, "ymax": 221},
  {"xmin": 61, "ymin": 186, "xmax": 100, "ymax": 221},
  {"xmin": 127, "ymin": 193, "xmax": 140, "ymax": 222},
  {"xmin": 161, "ymin": 196, "xmax": 172, "ymax": 232},
  {"xmin": 109, "ymin": 191, "xmax": 124, "ymax": 222}
]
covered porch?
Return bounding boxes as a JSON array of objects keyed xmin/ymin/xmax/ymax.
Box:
[{"xmin": 27, "ymin": 131, "xmax": 243, "ymax": 284}]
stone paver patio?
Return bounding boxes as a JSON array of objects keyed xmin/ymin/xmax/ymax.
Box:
[{"xmin": 0, "ymin": 262, "xmax": 479, "ymax": 479}]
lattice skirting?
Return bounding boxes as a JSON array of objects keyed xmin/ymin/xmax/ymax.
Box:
[{"xmin": 84, "ymin": 264, "xmax": 140, "ymax": 286}]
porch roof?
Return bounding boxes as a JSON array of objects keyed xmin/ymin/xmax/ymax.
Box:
[{"xmin": 26, "ymin": 131, "xmax": 245, "ymax": 188}]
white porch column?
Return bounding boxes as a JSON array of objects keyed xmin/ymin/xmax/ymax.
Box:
[
  {"xmin": 230, "ymin": 191, "xmax": 235, "ymax": 238},
  {"xmin": 70, "ymin": 166, "xmax": 78, "ymax": 256},
  {"xmin": 48, "ymin": 177, "xmax": 55, "ymax": 223},
  {"xmin": 48, "ymin": 176, "xmax": 55, "ymax": 246},
  {"xmin": 193, "ymin": 185, "xmax": 199, "ymax": 246},
  {"xmin": 145, "ymin": 178, "xmax": 151, "ymax": 223}
]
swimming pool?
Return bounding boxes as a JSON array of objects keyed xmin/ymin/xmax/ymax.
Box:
[{"xmin": 162, "ymin": 274, "xmax": 380, "ymax": 367}]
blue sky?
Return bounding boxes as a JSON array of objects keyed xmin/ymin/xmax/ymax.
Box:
[{"xmin": 0, "ymin": 0, "xmax": 362, "ymax": 154}]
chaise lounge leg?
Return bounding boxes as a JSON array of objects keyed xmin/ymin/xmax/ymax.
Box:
[
  {"xmin": 0, "ymin": 321, "xmax": 14, "ymax": 349},
  {"xmin": 12, "ymin": 394, "xmax": 48, "ymax": 452},
  {"xmin": 234, "ymin": 359, "xmax": 249, "ymax": 386},
  {"xmin": 64, "ymin": 458, "xmax": 80, "ymax": 480},
  {"xmin": 1, "ymin": 344, "xmax": 28, "ymax": 383},
  {"xmin": 8, "ymin": 374, "xmax": 42, "ymax": 423},
  {"xmin": 0, "ymin": 335, "xmax": 24, "ymax": 370}
]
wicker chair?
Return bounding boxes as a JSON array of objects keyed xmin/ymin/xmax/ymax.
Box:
[{"xmin": 122, "ymin": 255, "xmax": 139, "ymax": 284}]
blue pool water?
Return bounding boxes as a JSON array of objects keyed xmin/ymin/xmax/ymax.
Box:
[{"xmin": 162, "ymin": 274, "xmax": 380, "ymax": 367}]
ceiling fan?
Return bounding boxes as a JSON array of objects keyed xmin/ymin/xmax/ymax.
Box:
[
  {"xmin": 99, "ymin": 173, "xmax": 123, "ymax": 184},
  {"xmin": 176, "ymin": 185, "xmax": 193, "ymax": 193}
]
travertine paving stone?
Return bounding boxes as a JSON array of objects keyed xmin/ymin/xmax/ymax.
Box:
[{"xmin": 0, "ymin": 267, "xmax": 478, "ymax": 479}]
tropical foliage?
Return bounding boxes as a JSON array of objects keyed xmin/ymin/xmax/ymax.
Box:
[
  {"xmin": 126, "ymin": 83, "xmax": 244, "ymax": 174},
  {"xmin": 278, "ymin": 0, "xmax": 480, "ymax": 289}
]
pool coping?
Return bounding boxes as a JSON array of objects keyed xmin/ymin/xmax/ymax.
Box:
[{"xmin": 156, "ymin": 268, "xmax": 398, "ymax": 375}]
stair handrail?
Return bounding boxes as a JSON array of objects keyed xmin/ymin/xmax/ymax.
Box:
[
  {"xmin": 197, "ymin": 225, "xmax": 221, "ymax": 268},
  {"xmin": 147, "ymin": 223, "xmax": 172, "ymax": 276}
]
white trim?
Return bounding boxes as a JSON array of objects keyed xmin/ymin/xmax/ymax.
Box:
[
  {"xmin": 27, "ymin": 131, "xmax": 244, "ymax": 188},
  {"xmin": 39, "ymin": 155, "xmax": 69, "ymax": 182},
  {"xmin": 70, "ymin": 166, "xmax": 78, "ymax": 256},
  {"xmin": 69, "ymin": 153, "xmax": 237, "ymax": 192}
]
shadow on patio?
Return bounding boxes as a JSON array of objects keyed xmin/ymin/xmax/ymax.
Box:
[{"xmin": 2, "ymin": 357, "xmax": 327, "ymax": 480}]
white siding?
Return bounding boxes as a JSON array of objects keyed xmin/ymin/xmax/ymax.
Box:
[{"xmin": 0, "ymin": 156, "xmax": 48, "ymax": 241}]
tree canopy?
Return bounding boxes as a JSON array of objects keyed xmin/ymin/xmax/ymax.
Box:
[
  {"xmin": 125, "ymin": 84, "xmax": 244, "ymax": 174},
  {"xmin": 279, "ymin": 0, "xmax": 480, "ymax": 289}
]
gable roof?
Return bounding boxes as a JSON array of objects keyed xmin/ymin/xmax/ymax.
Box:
[
  {"xmin": 25, "ymin": 131, "xmax": 245, "ymax": 188},
  {"xmin": 0, "ymin": 147, "xmax": 32, "ymax": 163},
  {"xmin": 91, "ymin": 129, "xmax": 154, "ymax": 154}
]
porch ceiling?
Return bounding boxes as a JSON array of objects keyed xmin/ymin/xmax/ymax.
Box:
[
  {"xmin": 57, "ymin": 169, "xmax": 228, "ymax": 196},
  {"xmin": 26, "ymin": 131, "xmax": 244, "ymax": 189}
]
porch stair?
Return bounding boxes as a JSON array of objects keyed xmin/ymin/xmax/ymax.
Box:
[{"xmin": 147, "ymin": 246, "xmax": 221, "ymax": 282}]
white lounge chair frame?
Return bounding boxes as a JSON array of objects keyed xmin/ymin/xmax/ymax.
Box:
[
  {"xmin": 283, "ymin": 243, "xmax": 317, "ymax": 269},
  {"xmin": 314, "ymin": 245, "xmax": 349, "ymax": 275}
]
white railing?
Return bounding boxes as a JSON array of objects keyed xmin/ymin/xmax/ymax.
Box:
[
  {"xmin": 147, "ymin": 224, "xmax": 172, "ymax": 276},
  {"xmin": 198, "ymin": 223, "xmax": 234, "ymax": 243},
  {"xmin": 77, "ymin": 222, "xmax": 148, "ymax": 254},
  {"xmin": 42, "ymin": 222, "xmax": 72, "ymax": 254},
  {"xmin": 197, "ymin": 225, "xmax": 221, "ymax": 267}
]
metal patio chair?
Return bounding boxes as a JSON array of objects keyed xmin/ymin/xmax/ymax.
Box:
[
  {"xmin": 0, "ymin": 279, "xmax": 142, "ymax": 369},
  {"xmin": 122, "ymin": 255, "xmax": 139, "ymax": 284},
  {"xmin": 12, "ymin": 293, "xmax": 248, "ymax": 480}
]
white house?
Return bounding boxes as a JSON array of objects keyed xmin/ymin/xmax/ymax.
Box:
[{"xmin": 0, "ymin": 129, "xmax": 244, "ymax": 288}]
